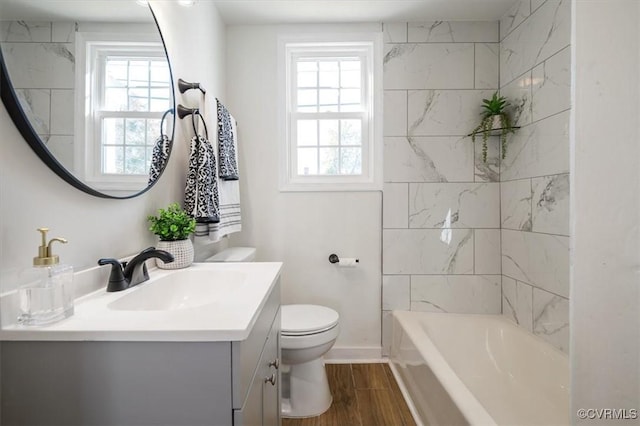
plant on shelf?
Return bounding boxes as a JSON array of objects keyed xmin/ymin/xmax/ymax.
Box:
[
  {"xmin": 147, "ymin": 203, "xmax": 196, "ymax": 269},
  {"xmin": 469, "ymin": 92, "xmax": 516, "ymax": 163}
]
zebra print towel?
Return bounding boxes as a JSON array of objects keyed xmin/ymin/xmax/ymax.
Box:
[
  {"xmin": 184, "ymin": 134, "xmax": 220, "ymax": 223},
  {"xmin": 148, "ymin": 134, "xmax": 170, "ymax": 186},
  {"xmin": 216, "ymin": 98, "xmax": 239, "ymax": 180}
]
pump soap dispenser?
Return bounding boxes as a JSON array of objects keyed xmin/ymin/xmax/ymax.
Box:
[{"xmin": 18, "ymin": 228, "xmax": 74, "ymax": 325}]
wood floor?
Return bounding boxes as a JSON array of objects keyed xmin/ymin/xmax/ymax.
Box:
[{"xmin": 282, "ymin": 363, "xmax": 417, "ymax": 426}]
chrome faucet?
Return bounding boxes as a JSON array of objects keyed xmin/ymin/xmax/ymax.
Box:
[{"xmin": 98, "ymin": 247, "xmax": 174, "ymax": 292}]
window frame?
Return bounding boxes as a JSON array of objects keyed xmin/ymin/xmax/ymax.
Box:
[
  {"xmin": 278, "ymin": 34, "xmax": 383, "ymax": 192},
  {"xmin": 75, "ymin": 32, "xmax": 170, "ymax": 192}
]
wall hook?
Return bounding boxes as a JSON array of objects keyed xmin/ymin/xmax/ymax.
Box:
[
  {"xmin": 177, "ymin": 104, "xmax": 198, "ymax": 119},
  {"xmin": 178, "ymin": 78, "xmax": 206, "ymax": 95}
]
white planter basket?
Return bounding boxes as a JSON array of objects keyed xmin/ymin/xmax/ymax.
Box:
[{"xmin": 156, "ymin": 239, "xmax": 194, "ymax": 269}]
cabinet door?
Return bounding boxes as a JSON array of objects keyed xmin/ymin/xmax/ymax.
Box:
[
  {"xmin": 262, "ymin": 309, "xmax": 281, "ymax": 426},
  {"xmin": 234, "ymin": 309, "xmax": 281, "ymax": 426},
  {"xmin": 234, "ymin": 367, "xmax": 264, "ymax": 426}
]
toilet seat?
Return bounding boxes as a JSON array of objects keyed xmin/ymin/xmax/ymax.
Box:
[{"xmin": 281, "ymin": 304, "xmax": 339, "ymax": 336}]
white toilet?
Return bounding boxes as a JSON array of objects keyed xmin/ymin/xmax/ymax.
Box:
[
  {"xmin": 280, "ymin": 304, "xmax": 340, "ymax": 418},
  {"xmin": 206, "ymin": 248, "xmax": 340, "ymax": 418}
]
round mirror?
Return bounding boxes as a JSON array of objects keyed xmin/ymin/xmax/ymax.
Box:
[{"xmin": 0, "ymin": 0, "xmax": 175, "ymax": 199}]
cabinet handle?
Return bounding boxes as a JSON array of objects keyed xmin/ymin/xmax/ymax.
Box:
[
  {"xmin": 264, "ymin": 373, "xmax": 277, "ymax": 386},
  {"xmin": 268, "ymin": 358, "xmax": 280, "ymax": 370}
]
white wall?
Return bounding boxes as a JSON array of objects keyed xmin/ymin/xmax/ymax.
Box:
[
  {"xmin": 0, "ymin": 1, "xmax": 226, "ymax": 297},
  {"xmin": 380, "ymin": 21, "xmax": 502, "ymax": 355},
  {"xmin": 226, "ymin": 24, "xmax": 382, "ymax": 358},
  {"xmin": 571, "ymin": 0, "xmax": 640, "ymax": 421},
  {"xmin": 498, "ymin": 0, "xmax": 571, "ymax": 353}
]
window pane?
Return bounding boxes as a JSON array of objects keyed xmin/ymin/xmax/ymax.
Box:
[
  {"xmin": 150, "ymin": 87, "xmax": 171, "ymax": 111},
  {"xmin": 339, "ymin": 104, "xmax": 361, "ymax": 112},
  {"xmin": 297, "ymin": 148, "xmax": 318, "ymax": 175},
  {"xmin": 319, "ymin": 147, "xmax": 339, "ymax": 175},
  {"xmin": 125, "ymin": 119, "xmax": 145, "ymax": 145},
  {"xmin": 103, "ymin": 146, "xmax": 123, "ymax": 174},
  {"xmin": 150, "ymin": 61, "xmax": 170, "ymax": 85},
  {"xmin": 147, "ymin": 119, "xmax": 161, "ymax": 144},
  {"xmin": 340, "ymin": 88, "xmax": 360, "ymax": 109},
  {"xmin": 319, "ymin": 120, "xmax": 338, "ymax": 146},
  {"xmin": 297, "ymin": 71, "xmax": 317, "ymax": 87},
  {"xmin": 124, "ymin": 147, "xmax": 147, "ymax": 174},
  {"xmin": 105, "ymin": 88, "xmax": 127, "ymax": 111},
  {"xmin": 105, "ymin": 60, "xmax": 127, "ymax": 87},
  {"xmin": 319, "ymin": 70, "xmax": 338, "ymax": 88},
  {"xmin": 297, "ymin": 120, "xmax": 317, "ymax": 146},
  {"xmin": 341, "ymin": 59, "xmax": 360, "ymax": 70},
  {"xmin": 103, "ymin": 118, "xmax": 124, "ymax": 145},
  {"xmin": 129, "ymin": 61, "xmax": 149, "ymax": 87},
  {"xmin": 340, "ymin": 119, "xmax": 361, "ymax": 145},
  {"xmin": 297, "ymin": 106, "xmax": 317, "ymax": 113},
  {"xmin": 319, "ymin": 61, "xmax": 338, "ymax": 72},
  {"xmin": 319, "ymin": 89, "xmax": 338, "ymax": 106},
  {"xmin": 340, "ymin": 147, "xmax": 362, "ymax": 175},
  {"xmin": 297, "ymin": 89, "xmax": 317, "ymax": 109},
  {"xmin": 297, "ymin": 61, "xmax": 317, "ymax": 72},
  {"xmin": 128, "ymin": 88, "xmax": 149, "ymax": 111},
  {"xmin": 341, "ymin": 63, "xmax": 361, "ymax": 88}
]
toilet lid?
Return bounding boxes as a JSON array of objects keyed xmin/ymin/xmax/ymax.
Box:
[{"xmin": 281, "ymin": 304, "xmax": 339, "ymax": 335}]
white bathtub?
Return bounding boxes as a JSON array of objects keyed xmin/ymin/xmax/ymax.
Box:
[{"xmin": 390, "ymin": 311, "xmax": 569, "ymax": 426}]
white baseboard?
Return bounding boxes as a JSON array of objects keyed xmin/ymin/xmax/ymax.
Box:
[{"xmin": 324, "ymin": 346, "xmax": 382, "ymax": 362}]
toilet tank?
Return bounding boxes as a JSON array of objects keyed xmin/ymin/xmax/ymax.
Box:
[{"xmin": 205, "ymin": 247, "xmax": 256, "ymax": 262}]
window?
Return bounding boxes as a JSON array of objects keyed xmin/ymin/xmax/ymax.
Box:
[
  {"xmin": 76, "ymin": 33, "xmax": 172, "ymax": 191},
  {"xmin": 279, "ymin": 35, "xmax": 382, "ymax": 191},
  {"xmin": 99, "ymin": 55, "xmax": 171, "ymax": 175}
]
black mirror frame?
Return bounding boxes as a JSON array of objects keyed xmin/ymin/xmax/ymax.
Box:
[{"xmin": 0, "ymin": 6, "xmax": 175, "ymax": 199}]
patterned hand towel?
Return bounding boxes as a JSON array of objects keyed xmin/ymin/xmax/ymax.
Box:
[
  {"xmin": 216, "ymin": 98, "xmax": 239, "ymax": 180},
  {"xmin": 147, "ymin": 134, "xmax": 170, "ymax": 186},
  {"xmin": 184, "ymin": 134, "xmax": 220, "ymax": 223}
]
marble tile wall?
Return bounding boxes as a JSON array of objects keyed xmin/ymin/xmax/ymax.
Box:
[
  {"xmin": 1, "ymin": 21, "xmax": 76, "ymax": 170},
  {"xmin": 499, "ymin": 0, "xmax": 571, "ymax": 353},
  {"xmin": 381, "ymin": 21, "xmax": 501, "ymax": 355}
]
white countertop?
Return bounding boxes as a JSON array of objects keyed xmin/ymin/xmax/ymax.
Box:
[{"xmin": 0, "ymin": 262, "xmax": 282, "ymax": 342}]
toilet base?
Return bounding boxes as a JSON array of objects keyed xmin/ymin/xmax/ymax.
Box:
[{"xmin": 281, "ymin": 358, "xmax": 332, "ymax": 418}]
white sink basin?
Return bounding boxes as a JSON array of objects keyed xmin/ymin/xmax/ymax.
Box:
[{"xmin": 108, "ymin": 269, "xmax": 247, "ymax": 311}]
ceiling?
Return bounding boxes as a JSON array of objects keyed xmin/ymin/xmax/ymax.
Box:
[
  {"xmin": 213, "ymin": 0, "xmax": 519, "ymax": 24},
  {"xmin": 0, "ymin": 0, "xmax": 151, "ymax": 22},
  {"xmin": 0, "ymin": 0, "xmax": 518, "ymax": 24}
]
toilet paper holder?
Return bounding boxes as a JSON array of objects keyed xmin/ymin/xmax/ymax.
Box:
[{"xmin": 328, "ymin": 254, "xmax": 359, "ymax": 264}]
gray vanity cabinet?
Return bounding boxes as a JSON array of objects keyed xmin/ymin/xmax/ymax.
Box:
[
  {"xmin": 1, "ymin": 280, "xmax": 282, "ymax": 426},
  {"xmin": 233, "ymin": 308, "xmax": 281, "ymax": 426}
]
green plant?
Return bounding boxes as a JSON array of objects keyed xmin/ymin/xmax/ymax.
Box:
[
  {"xmin": 147, "ymin": 203, "xmax": 196, "ymax": 241},
  {"xmin": 469, "ymin": 92, "xmax": 516, "ymax": 162}
]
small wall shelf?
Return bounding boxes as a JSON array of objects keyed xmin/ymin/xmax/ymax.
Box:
[{"xmin": 466, "ymin": 126, "xmax": 520, "ymax": 137}]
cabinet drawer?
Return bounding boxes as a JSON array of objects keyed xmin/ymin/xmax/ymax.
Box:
[{"xmin": 232, "ymin": 278, "xmax": 280, "ymax": 409}]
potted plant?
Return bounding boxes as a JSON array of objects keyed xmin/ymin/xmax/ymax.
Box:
[
  {"xmin": 469, "ymin": 92, "xmax": 516, "ymax": 162},
  {"xmin": 147, "ymin": 203, "xmax": 196, "ymax": 269}
]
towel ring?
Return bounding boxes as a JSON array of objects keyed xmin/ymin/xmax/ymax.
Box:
[
  {"xmin": 191, "ymin": 110, "xmax": 209, "ymax": 140},
  {"xmin": 159, "ymin": 108, "xmax": 174, "ymax": 139}
]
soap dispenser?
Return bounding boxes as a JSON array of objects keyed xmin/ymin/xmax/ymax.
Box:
[{"xmin": 18, "ymin": 228, "xmax": 74, "ymax": 326}]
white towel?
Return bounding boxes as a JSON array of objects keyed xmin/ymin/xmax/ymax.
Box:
[{"xmin": 208, "ymin": 116, "xmax": 241, "ymax": 241}]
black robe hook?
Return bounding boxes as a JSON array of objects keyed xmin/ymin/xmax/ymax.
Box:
[{"xmin": 178, "ymin": 78, "xmax": 206, "ymax": 95}]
